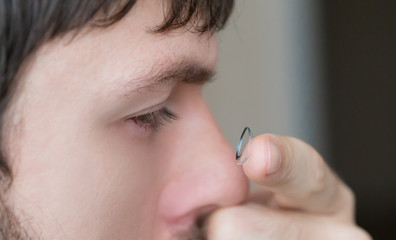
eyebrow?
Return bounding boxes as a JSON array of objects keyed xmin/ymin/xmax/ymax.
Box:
[{"xmin": 134, "ymin": 60, "xmax": 216, "ymax": 91}]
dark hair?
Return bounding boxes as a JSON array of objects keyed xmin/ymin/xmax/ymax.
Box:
[{"xmin": 0, "ymin": 0, "xmax": 234, "ymax": 186}]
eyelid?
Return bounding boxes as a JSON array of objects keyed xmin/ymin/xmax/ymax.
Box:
[
  {"xmin": 125, "ymin": 102, "xmax": 166, "ymax": 120},
  {"xmin": 129, "ymin": 107, "xmax": 179, "ymax": 134}
]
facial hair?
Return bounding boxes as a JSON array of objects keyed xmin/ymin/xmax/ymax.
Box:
[{"xmin": 0, "ymin": 196, "xmax": 33, "ymax": 240}]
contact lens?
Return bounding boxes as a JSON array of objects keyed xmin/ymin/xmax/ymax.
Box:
[{"xmin": 235, "ymin": 127, "xmax": 253, "ymax": 165}]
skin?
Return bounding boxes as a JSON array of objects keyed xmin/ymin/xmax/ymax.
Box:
[
  {"xmin": 2, "ymin": 0, "xmax": 372, "ymax": 239},
  {"xmin": 207, "ymin": 135, "xmax": 372, "ymax": 239}
]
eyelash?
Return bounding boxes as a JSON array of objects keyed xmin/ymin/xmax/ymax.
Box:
[{"xmin": 130, "ymin": 108, "xmax": 179, "ymax": 133}]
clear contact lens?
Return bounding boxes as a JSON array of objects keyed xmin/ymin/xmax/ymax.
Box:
[{"xmin": 235, "ymin": 126, "xmax": 253, "ymax": 165}]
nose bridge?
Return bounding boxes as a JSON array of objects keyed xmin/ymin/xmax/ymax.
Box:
[
  {"xmin": 157, "ymin": 96, "xmax": 249, "ymax": 225},
  {"xmin": 185, "ymin": 93, "xmax": 249, "ymax": 198},
  {"xmin": 180, "ymin": 94, "xmax": 239, "ymax": 172},
  {"xmin": 187, "ymin": 108, "xmax": 249, "ymax": 204}
]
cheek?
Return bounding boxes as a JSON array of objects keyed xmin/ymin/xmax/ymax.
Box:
[{"xmin": 10, "ymin": 116, "xmax": 161, "ymax": 238}]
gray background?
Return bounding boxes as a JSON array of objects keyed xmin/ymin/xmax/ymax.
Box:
[
  {"xmin": 203, "ymin": 1, "xmax": 396, "ymax": 239},
  {"xmin": 204, "ymin": 0, "xmax": 329, "ymax": 160}
]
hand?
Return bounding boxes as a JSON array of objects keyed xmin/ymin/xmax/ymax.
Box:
[{"xmin": 206, "ymin": 134, "xmax": 372, "ymax": 239}]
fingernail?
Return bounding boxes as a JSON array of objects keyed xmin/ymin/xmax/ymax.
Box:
[{"xmin": 265, "ymin": 142, "xmax": 281, "ymax": 175}]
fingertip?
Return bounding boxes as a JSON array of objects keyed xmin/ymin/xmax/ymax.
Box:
[{"xmin": 242, "ymin": 134, "xmax": 282, "ymax": 185}]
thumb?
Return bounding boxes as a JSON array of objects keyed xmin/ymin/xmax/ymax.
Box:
[
  {"xmin": 205, "ymin": 203, "xmax": 372, "ymax": 240},
  {"xmin": 205, "ymin": 203, "xmax": 299, "ymax": 240}
]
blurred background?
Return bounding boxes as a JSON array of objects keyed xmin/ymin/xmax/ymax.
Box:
[{"xmin": 203, "ymin": 0, "xmax": 395, "ymax": 239}]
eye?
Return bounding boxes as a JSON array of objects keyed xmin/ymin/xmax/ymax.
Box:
[{"xmin": 130, "ymin": 107, "xmax": 179, "ymax": 133}]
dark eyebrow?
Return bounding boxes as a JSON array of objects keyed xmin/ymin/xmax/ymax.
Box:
[{"xmin": 137, "ymin": 60, "xmax": 216, "ymax": 91}]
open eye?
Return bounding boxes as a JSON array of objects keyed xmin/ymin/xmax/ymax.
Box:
[{"xmin": 130, "ymin": 107, "xmax": 179, "ymax": 133}]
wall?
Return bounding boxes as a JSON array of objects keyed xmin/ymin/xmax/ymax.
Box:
[{"xmin": 203, "ymin": 0, "xmax": 329, "ymax": 160}]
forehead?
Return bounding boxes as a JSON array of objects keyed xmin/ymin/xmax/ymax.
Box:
[
  {"xmin": 35, "ymin": 0, "xmax": 218, "ymax": 91},
  {"xmin": 20, "ymin": 0, "xmax": 219, "ymax": 123}
]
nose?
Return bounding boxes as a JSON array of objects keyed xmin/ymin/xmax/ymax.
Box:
[{"xmin": 156, "ymin": 85, "xmax": 249, "ymax": 233}]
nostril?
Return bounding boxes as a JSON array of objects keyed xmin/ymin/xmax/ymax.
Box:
[
  {"xmin": 196, "ymin": 208, "xmax": 216, "ymax": 233},
  {"xmin": 159, "ymin": 204, "xmax": 218, "ymax": 236},
  {"xmin": 195, "ymin": 205, "xmax": 218, "ymax": 228}
]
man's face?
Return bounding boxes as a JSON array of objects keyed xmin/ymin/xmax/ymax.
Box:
[{"xmin": 6, "ymin": 0, "xmax": 248, "ymax": 239}]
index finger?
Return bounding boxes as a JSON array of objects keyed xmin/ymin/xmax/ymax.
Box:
[{"xmin": 242, "ymin": 134, "xmax": 355, "ymax": 220}]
